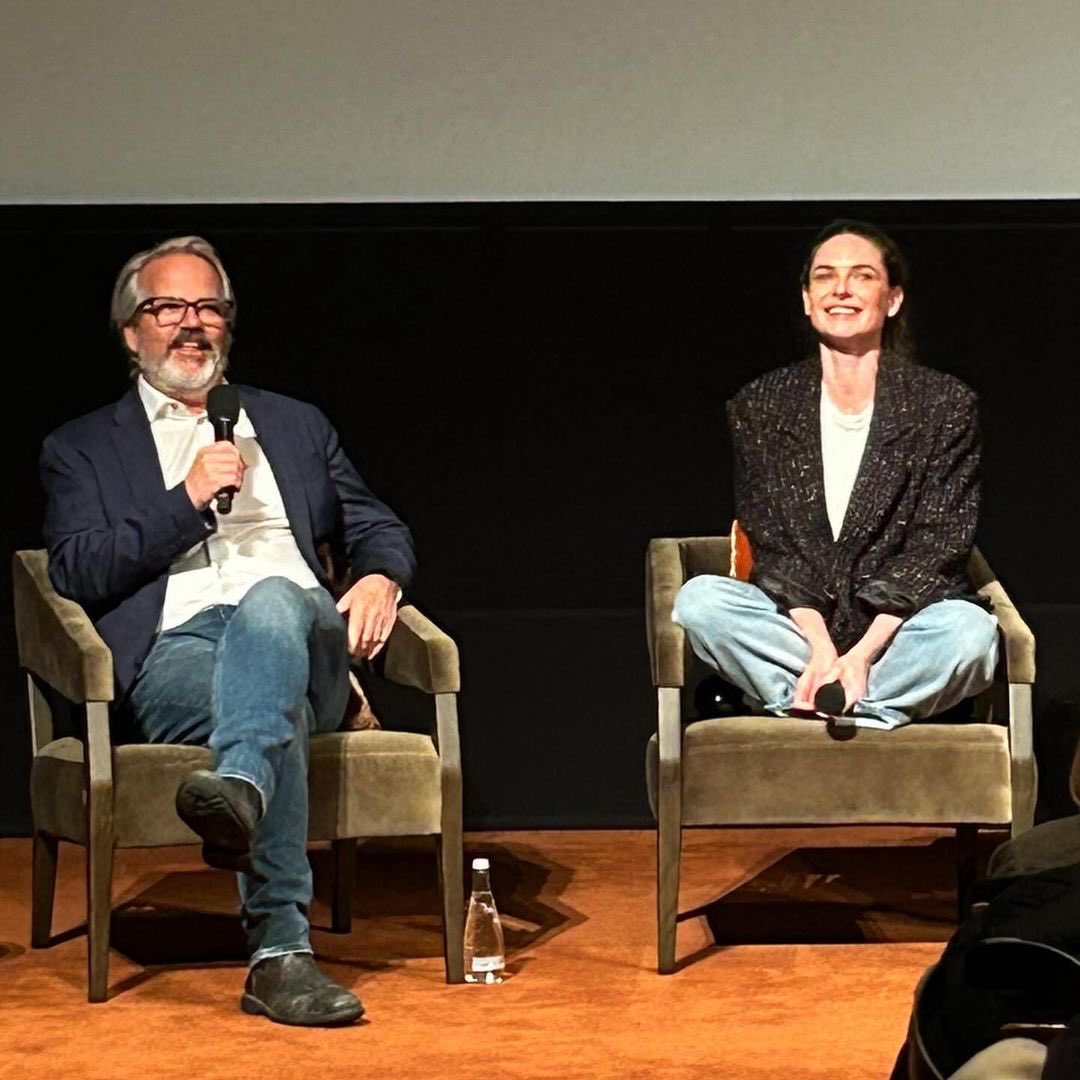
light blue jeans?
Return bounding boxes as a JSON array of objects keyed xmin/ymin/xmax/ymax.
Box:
[
  {"xmin": 672, "ymin": 576, "xmax": 999, "ymax": 730},
  {"xmin": 129, "ymin": 577, "xmax": 350, "ymax": 964}
]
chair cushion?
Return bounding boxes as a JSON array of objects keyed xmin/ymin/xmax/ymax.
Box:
[
  {"xmin": 646, "ymin": 715, "xmax": 1013, "ymax": 826},
  {"xmin": 32, "ymin": 730, "xmax": 442, "ymax": 848},
  {"xmin": 307, "ymin": 731, "xmax": 442, "ymax": 840}
]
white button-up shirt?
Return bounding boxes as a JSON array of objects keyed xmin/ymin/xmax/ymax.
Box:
[{"xmin": 138, "ymin": 377, "xmax": 320, "ymax": 632}]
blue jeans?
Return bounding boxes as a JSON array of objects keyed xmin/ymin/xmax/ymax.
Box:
[
  {"xmin": 129, "ymin": 577, "xmax": 350, "ymax": 963},
  {"xmin": 672, "ymin": 576, "xmax": 999, "ymax": 730}
]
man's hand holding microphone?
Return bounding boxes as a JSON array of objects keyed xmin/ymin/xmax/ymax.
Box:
[{"xmin": 184, "ymin": 384, "xmax": 245, "ymax": 513}]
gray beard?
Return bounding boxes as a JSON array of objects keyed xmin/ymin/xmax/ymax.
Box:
[{"xmin": 139, "ymin": 347, "xmax": 229, "ymax": 398}]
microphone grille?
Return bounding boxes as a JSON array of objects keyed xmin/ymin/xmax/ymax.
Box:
[{"xmin": 207, "ymin": 384, "xmax": 240, "ymax": 422}]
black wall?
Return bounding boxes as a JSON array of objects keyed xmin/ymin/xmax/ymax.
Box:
[{"xmin": 4, "ymin": 201, "xmax": 1080, "ymax": 834}]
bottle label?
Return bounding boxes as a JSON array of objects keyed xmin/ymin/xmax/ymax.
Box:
[{"xmin": 469, "ymin": 955, "xmax": 504, "ymax": 973}]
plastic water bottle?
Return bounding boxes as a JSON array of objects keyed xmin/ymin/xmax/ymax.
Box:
[{"xmin": 463, "ymin": 857, "xmax": 505, "ymax": 983}]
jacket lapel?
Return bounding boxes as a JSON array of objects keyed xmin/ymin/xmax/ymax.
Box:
[
  {"xmin": 110, "ymin": 387, "xmax": 167, "ymax": 502},
  {"xmin": 777, "ymin": 358, "xmax": 833, "ymax": 545},
  {"xmin": 239, "ymin": 389, "xmax": 317, "ymax": 564}
]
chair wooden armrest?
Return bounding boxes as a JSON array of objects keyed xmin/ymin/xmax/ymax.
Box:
[
  {"xmin": 383, "ymin": 605, "xmax": 460, "ymax": 695},
  {"xmin": 315, "ymin": 542, "xmax": 460, "ymax": 699},
  {"xmin": 646, "ymin": 536, "xmax": 734, "ymax": 689},
  {"xmin": 970, "ymin": 549, "xmax": 1035, "ymax": 687},
  {"xmin": 381, "ymin": 604, "xmax": 461, "ymax": 769},
  {"xmin": 13, "ymin": 550, "xmax": 115, "ymax": 805},
  {"xmin": 968, "ymin": 550, "xmax": 1037, "ymax": 836},
  {"xmin": 645, "ymin": 538, "xmax": 689, "ymax": 689},
  {"xmin": 979, "ymin": 582, "xmax": 1036, "ymax": 687},
  {"xmin": 12, "ymin": 550, "xmax": 114, "ymax": 706}
]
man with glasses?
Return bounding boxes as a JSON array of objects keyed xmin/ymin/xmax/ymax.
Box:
[{"xmin": 40, "ymin": 236, "xmax": 415, "ymax": 1026}]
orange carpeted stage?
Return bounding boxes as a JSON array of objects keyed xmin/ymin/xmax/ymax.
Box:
[{"xmin": 1, "ymin": 827, "xmax": 986, "ymax": 1079}]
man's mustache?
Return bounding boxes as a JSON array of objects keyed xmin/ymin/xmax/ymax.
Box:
[{"xmin": 169, "ymin": 328, "xmax": 213, "ymax": 350}]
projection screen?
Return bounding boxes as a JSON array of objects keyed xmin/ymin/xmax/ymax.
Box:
[{"xmin": 3, "ymin": 0, "xmax": 1080, "ymax": 204}]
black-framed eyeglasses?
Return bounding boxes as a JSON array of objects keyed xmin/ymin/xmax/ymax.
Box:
[{"xmin": 132, "ymin": 296, "xmax": 235, "ymax": 328}]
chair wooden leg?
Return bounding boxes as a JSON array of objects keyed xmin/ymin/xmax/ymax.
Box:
[
  {"xmin": 657, "ymin": 814, "xmax": 682, "ymax": 973},
  {"xmin": 657, "ymin": 687, "xmax": 683, "ymax": 974},
  {"xmin": 436, "ymin": 834, "xmax": 464, "ymax": 984},
  {"xmin": 1009, "ymin": 683, "xmax": 1037, "ymax": 838},
  {"xmin": 435, "ymin": 692, "xmax": 464, "ymax": 984},
  {"xmin": 85, "ymin": 700, "xmax": 116, "ymax": 1004},
  {"xmin": 86, "ymin": 836, "xmax": 114, "ymax": 1003},
  {"xmin": 31, "ymin": 832, "xmax": 59, "ymax": 948},
  {"xmin": 955, "ymin": 824, "xmax": 979, "ymax": 924},
  {"xmin": 330, "ymin": 839, "xmax": 356, "ymax": 934}
]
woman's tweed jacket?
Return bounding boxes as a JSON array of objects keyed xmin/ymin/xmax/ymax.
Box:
[{"xmin": 728, "ymin": 354, "xmax": 983, "ymax": 653}]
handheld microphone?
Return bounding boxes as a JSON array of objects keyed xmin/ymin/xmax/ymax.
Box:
[
  {"xmin": 814, "ymin": 680, "xmax": 847, "ymax": 717},
  {"xmin": 206, "ymin": 384, "xmax": 241, "ymax": 515}
]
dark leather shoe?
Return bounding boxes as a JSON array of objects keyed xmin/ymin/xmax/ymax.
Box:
[
  {"xmin": 241, "ymin": 953, "xmax": 364, "ymax": 1026},
  {"xmin": 175, "ymin": 770, "xmax": 261, "ymax": 873}
]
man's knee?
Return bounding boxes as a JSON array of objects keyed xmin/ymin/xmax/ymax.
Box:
[{"xmin": 240, "ymin": 577, "xmax": 319, "ymax": 628}]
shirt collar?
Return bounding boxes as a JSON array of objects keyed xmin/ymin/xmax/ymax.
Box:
[
  {"xmin": 136, "ymin": 375, "xmax": 254, "ymax": 435},
  {"xmin": 137, "ymin": 375, "xmax": 192, "ymax": 421}
]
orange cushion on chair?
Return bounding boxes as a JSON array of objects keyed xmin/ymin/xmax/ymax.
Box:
[{"xmin": 730, "ymin": 520, "xmax": 754, "ymax": 581}]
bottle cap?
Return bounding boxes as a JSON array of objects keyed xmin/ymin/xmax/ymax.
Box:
[{"xmin": 471, "ymin": 857, "xmax": 490, "ymax": 871}]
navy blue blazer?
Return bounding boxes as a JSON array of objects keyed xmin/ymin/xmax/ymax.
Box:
[{"xmin": 41, "ymin": 384, "xmax": 416, "ymax": 701}]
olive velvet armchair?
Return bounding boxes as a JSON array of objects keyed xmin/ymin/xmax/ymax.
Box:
[
  {"xmin": 645, "ymin": 535, "xmax": 1037, "ymax": 974},
  {"xmin": 13, "ymin": 548, "xmax": 465, "ymax": 1001}
]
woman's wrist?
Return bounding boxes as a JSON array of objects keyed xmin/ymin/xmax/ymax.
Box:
[
  {"xmin": 789, "ymin": 607, "xmax": 834, "ymax": 653},
  {"xmin": 845, "ymin": 613, "xmax": 904, "ymax": 665}
]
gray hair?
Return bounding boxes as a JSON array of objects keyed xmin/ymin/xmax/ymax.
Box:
[{"xmin": 110, "ymin": 235, "xmax": 237, "ymax": 342}]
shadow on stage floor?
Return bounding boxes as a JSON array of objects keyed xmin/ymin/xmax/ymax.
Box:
[{"xmin": 64, "ymin": 836, "xmax": 587, "ymax": 972}]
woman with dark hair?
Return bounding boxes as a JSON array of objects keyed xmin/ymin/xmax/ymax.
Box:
[{"xmin": 673, "ymin": 221, "xmax": 998, "ymax": 728}]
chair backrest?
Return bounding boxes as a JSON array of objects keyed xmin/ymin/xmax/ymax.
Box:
[
  {"xmin": 678, "ymin": 536, "xmax": 732, "ymax": 582},
  {"xmin": 967, "ymin": 547, "xmax": 998, "ymax": 592}
]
